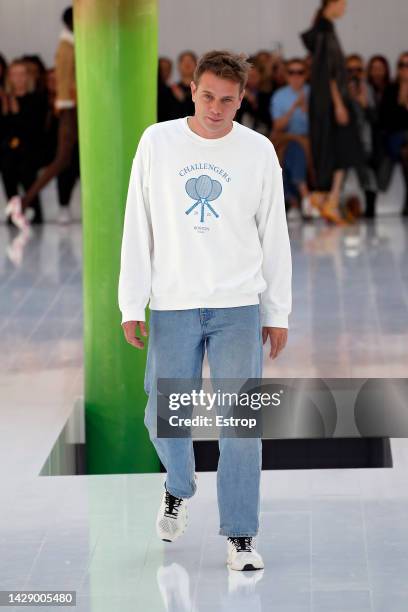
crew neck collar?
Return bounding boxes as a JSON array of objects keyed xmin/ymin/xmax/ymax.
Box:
[{"xmin": 181, "ymin": 116, "xmax": 237, "ymax": 145}]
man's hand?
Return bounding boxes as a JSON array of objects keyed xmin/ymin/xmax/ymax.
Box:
[
  {"xmin": 122, "ymin": 320, "xmax": 148, "ymax": 349},
  {"xmin": 262, "ymin": 327, "xmax": 288, "ymax": 359}
]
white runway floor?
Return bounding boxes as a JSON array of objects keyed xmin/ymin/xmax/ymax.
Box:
[{"xmin": 1, "ymin": 178, "xmax": 408, "ymax": 611}]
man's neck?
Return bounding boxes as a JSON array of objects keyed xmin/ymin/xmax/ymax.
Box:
[{"xmin": 187, "ymin": 115, "xmax": 233, "ymax": 140}]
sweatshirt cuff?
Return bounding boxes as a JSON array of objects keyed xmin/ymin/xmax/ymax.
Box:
[
  {"xmin": 120, "ymin": 306, "xmax": 146, "ymax": 324},
  {"xmin": 260, "ymin": 310, "xmax": 289, "ymax": 328}
]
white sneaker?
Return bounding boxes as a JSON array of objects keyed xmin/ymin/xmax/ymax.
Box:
[
  {"xmin": 156, "ymin": 486, "xmax": 188, "ymax": 542},
  {"xmin": 226, "ymin": 537, "xmax": 264, "ymax": 571},
  {"xmin": 57, "ymin": 208, "xmax": 72, "ymax": 225}
]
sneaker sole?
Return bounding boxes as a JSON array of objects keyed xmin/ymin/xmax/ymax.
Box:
[
  {"xmin": 159, "ymin": 527, "xmax": 186, "ymax": 543},
  {"xmin": 227, "ymin": 561, "xmax": 264, "ymax": 571}
]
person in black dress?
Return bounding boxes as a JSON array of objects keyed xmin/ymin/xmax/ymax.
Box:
[{"xmin": 301, "ymin": 0, "xmax": 365, "ymax": 224}]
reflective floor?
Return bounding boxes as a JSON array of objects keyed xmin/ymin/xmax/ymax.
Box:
[{"xmin": 1, "ymin": 178, "xmax": 408, "ymax": 610}]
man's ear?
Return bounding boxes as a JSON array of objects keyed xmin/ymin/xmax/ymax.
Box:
[
  {"xmin": 237, "ymin": 88, "xmax": 245, "ymax": 110},
  {"xmin": 190, "ymin": 80, "xmax": 196, "ymax": 102}
]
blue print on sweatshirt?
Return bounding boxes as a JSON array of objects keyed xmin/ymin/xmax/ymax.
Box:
[{"xmin": 185, "ymin": 174, "xmax": 222, "ymax": 223}]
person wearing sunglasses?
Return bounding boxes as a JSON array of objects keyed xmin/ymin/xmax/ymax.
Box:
[
  {"xmin": 379, "ymin": 52, "xmax": 408, "ymax": 217},
  {"xmin": 270, "ymin": 58, "xmax": 315, "ymax": 220},
  {"xmin": 346, "ymin": 54, "xmax": 378, "ymax": 218}
]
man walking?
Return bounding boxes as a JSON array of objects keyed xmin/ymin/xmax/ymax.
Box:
[{"xmin": 118, "ymin": 50, "xmax": 292, "ymax": 571}]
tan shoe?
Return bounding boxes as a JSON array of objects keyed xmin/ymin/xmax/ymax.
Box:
[
  {"xmin": 320, "ymin": 195, "xmax": 348, "ymax": 226},
  {"xmin": 309, "ymin": 191, "xmax": 328, "ymax": 214}
]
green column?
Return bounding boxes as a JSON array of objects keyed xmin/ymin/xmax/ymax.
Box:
[{"xmin": 74, "ymin": 0, "xmax": 160, "ymax": 473}]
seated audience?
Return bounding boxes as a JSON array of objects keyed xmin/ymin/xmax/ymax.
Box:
[{"xmin": 2, "ymin": 43, "xmax": 408, "ymax": 227}]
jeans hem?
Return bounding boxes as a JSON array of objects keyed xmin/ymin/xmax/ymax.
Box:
[{"xmin": 165, "ymin": 482, "xmax": 197, "ymax": 500}]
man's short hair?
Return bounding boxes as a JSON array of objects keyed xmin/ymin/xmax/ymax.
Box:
[{"xmin": 193, "ymin": 50, "xmax": 251, "ymax": 93}]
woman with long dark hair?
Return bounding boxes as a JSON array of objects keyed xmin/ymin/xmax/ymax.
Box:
[
  {"xmin": 367, "ymin": 55, "xmax": 391, "ymax": 108},
  {"xmin": 380, "ymin": 52, "xmax": 408, "ymax": 216},
  {"xmin": 301, "ymin": 0, "xmax": 365, "ymax": 224},
  {"xmin": 367, "ymin": 55, "xmax": 393, "ymax": 194},
  {"xmin": 0, "ymin": 59, "xmax": 47, "ymax": 224}
]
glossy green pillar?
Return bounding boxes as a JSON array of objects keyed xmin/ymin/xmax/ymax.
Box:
[{"xmin": 74, "ymin": 0, "xmax": 160, "ymax": 472}]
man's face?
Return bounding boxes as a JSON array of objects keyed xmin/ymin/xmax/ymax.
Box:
[
  {"xmin": 190, "ymin": 71, "xmax": 244, "ymax": 136},
  {"xmin": 286, "ymin": 62, "xmax": 306, "ymax": 91}
]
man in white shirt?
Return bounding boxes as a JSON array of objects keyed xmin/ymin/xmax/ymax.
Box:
[{"xmin": 119, "ymin": 50, "xmax": 292, "ymax": 571}]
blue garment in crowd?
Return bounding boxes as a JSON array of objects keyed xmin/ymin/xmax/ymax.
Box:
[{"xmin": 270, "ymin": 84, "xmax": 310, "ymax": 135}]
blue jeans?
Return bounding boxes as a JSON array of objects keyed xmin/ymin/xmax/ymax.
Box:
[
  {"xmin": 283, "ymin": 140, "xmax": 307, "ymax": 202},
  {"xmin": 143, "ymin": 305, "xmax": 263, "ymax": 537}
]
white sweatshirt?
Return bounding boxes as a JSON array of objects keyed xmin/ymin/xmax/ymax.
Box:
[{"xmin": 118, "ymin": 117, "xmax": 292, "ymax": 327}]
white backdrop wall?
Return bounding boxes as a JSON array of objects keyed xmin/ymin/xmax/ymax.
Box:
[
  {"xmin": 0, "ymin": 0, "xmax": 407, "ymax": 75},
  {"xmin": 0, "ymin": 0, "xmax": 70, "ymax": 67},
  {"xmin": 159, "ymin": 0, "xmax": 408, "ymax": 78}
]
